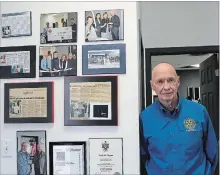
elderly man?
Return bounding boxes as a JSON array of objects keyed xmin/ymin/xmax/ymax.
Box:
[
  {"xmin": 33, "ymin": 144, "xmax": 46, "ymax": 175},
  {"xmin": 140, "ymin": 63, "xmax": 218, "ymax": 175}
]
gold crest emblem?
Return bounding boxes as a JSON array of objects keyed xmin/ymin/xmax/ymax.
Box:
[{"xmin": 184, "ymin": 118, "xmax": 196, "ymax": 131}]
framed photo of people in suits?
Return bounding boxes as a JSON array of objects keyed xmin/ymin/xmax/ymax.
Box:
[
  {"xmin": 64, "ymin": 76, "xmax": 118, "ymax": 126},
  {"xmin": 40, "ymin": 12, "xmax": 77, "ymax": 44},
  {"xmin": 85, "ymin": 9, "xmax": 124, "ymax": 42},
  {"xmin": 4, "ymin": 82, "xmax": 54, "ymax": 123},
  {"xmin": 39, "ymin": 45, "xmax": 77, "ymax": 77},
  {"xmin": 17, "ymin": 130, "xmax": 47, "ymax": 175}
]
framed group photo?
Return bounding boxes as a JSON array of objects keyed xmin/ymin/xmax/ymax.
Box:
[
  {"xmin": 4, "ymin": 82, "xmax": 54, "ymax": 123},
  {"xmin": 17, "ymin": 130, "xmax": 47, "ymax": 175},
  {"xmin": 85, "ymin": 9, "xmax": 124, "ymax": 42},
  {"xmin": 2, "ymin": 11, "xmax": 32, "ymax": 38},
  {"xmin": 39, "ymin": 45, "xmax": 77, "ymax": 77},
  {"xmin": 82, "ymin": 44, "xmax": 126, "ymax": 75},
  {"xmin": 40, "ymin": 12, "xmax": 77, "ymax": 44},
  {"xmin": 64, "ymin": 76, "xmax": 118, "ymax": 126},
  {"xmin": 0, "ymin": 45, "xmax": 36, "ymax": 79}
]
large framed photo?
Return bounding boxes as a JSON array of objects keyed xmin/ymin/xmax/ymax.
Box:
[
  {"xmin": 2, "ymin": 11, "xmax": 32, "ymax": 38},
  {"xmin": 39, "ymin": 45, "xmax": 77, "ymax": 77},
  {"xmin": 4, "ymin": 82, "xmax": 54, "ymax": 123},
  {"xmin": 17, "ymin": 130, "xmax": 47, "ymax": 175},
  {"xmin": 85, "ymin": 9, "xmax": 124, "ymax": 42},
  {"xmin": 82, "ymin": 44, "xmax": 126, "ymax": 75},
  {"xmin": 89, "ymin": 138, "xmax": 123, "ymax": 175},
  {"xmin": 49, "ymin": 142, "xmax": 86, "ymax": 175},
  {"xmin": 40, "ymin": 12, "xmax": 77, "ymax": 44},
  {"xmin": 0, "ymin": 45, "xmax": 36, "ymax": 79},
  {"xmin": 64, "ymin": 76, "xmax": 118, "ymax": 126}
]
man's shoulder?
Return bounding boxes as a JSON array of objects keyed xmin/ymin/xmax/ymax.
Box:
[
  {"xmin": 181, "ymin": 97, "xmax": 205, "ymax": 111},
  {"xmin": 140, "ymin": 102, "xmax": 158, "ymax": 119}
]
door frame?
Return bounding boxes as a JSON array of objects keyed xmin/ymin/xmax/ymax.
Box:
[{"xmin": 143, "ymin": 45, "xmax": 219, "ymax": 109}]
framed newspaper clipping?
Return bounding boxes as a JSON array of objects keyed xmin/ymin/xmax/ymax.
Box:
[
  {"xmin": 64, "ymin": 76, "xmax": 118, "ymax": 126},
  {"xmin": 1, "ymin": 11, "xmax": 32, "ymax": 38},
  {"xmin": 49, "ymin": 141, "xmax": 86, "ymax": 175},
  {"xmin": 4, "ymin": 82, "xmax": 54, "ymax": 123},
  {"xmin": 0, "ymin": 45, "xmax": 36, "ymax": 79}
]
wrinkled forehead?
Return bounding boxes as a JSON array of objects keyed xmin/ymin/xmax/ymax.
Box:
[{"xmin": 152, "ymin": 69, "xmax": 177, "ymax": 81}]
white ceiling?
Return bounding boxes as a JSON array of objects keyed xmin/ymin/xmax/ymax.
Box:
[{"xmin": 151, "ymin": 54, "xmax": 213, "ymax": 70}]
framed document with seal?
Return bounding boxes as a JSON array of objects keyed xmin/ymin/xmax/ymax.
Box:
[
  {"xmin": 64, "ymin": 76, "xmax": 118, "ymax": 126},
  {"xmin": 89, "ymin": 138, "xmax": 123, "ymax": 175},
  {"xmin": 49, "ymin": 142, "xmax": 86, "ymax": 175},
  {"xmin": 4, "ymin": 81, "xmax": 54, "ymax": 123}
]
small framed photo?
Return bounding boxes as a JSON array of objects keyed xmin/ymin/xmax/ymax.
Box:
[
  {"xmin": 40, "ymin": 12, "xmax": 77, "ymax": 44},
  {"xmin": 82, "ymin": 44, "xmax": 126, "ymax": 75},
  {"xmin": 85, "ymin": 9, "xmax": 124, "ymax": 42},
  {"xmin": 4, "ymin": 82, "xmax": 54, "ymax": 123},
  {"xmin": 64, "ymin": 76, "xmax": 118, "ymax": 126},
  {"xmin": 2, "ymin": 11, "xmax": 32, "ymax": 38},
  {"xmin": 39, "ymin": 45, "xmax": 77, "ymax": 77},
  {"xmin": 0, "ymin": 45, "xmax": 36, "ymax": 79},
  {"xmin": 49, "ymin": 141, "xmax": 87, "ymax": 175},
  {"xmin": 17, "ymin": 130, "xmax": 47, "ymax": 175}
]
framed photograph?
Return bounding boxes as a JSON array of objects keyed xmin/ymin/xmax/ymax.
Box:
[
  {"xmin": 40, "ymin": 12, "xmax": 77, "ymax": 44},
  {"xmin": 0, "ymin": 45, "xmax": 36, "ymax": 79},
  {"xmin": 49, "ymin": 142, "xmax": 86, "ymax": 175},
  {"xmin": 17, "ymin": 130, "xmax": 47, "ymax": 175},
  {"xmin": 89, "ymin": 138, "xmax": 123, "ymax": 175},
  {"xmin": 82, "ymin": 44, "xmax": 126, "ymax": 75},
  {"xmin": 4, "ymin": 82, "xmax": 54, "ymax": 123},
  {"xmin": 39, "ymin": 45, "xmax": 77, "ymax": 77},
  {"xmin": 2, "ymin": 11, "xmax": 32, "ymax": 38},
  {"xmin": 64, "ymin": 76, "xmax": 118, "ymax": 126},
  {"xmin": 85, "ymin": 9, "xmax": 124, "ymax": 42},
  {"xmin": 187, "ymin": 87, "xmax": 194, "ymax": 100}
]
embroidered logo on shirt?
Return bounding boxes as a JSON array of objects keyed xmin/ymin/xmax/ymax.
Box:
[{"xmin": 184, "ymin": 118, "xmax": 196, "ymax": 131}]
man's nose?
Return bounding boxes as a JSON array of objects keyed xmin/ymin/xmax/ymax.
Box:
[{"xmin": 163, "ymin": 81, "xmax": 170, "ymax": 89}]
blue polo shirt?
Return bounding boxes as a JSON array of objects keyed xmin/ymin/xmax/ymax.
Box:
[{"xmin": 140, "ymin": 96, "xmax": 218, "ymax": 175}]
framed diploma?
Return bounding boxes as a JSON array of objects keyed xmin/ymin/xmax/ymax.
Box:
[
  {"xmin": 49, "ymin": 142, "xmax": 86, "ymax": 175},
  {"xmin": 2, "ymin": 11, "xmax": 32, "ymax": 38},
  {"xmin": 89, "ymin": 138, "xmax": 123, "ymax": 175},
  {"xmin": 64, "ymin": 76, "xmax": 118, "ymax": 126},
  {"xmin": 4, "ymin": 82, "xmax": 54, "ymax": 123},
  {"xmin": 0, "ymin": 45, "xmax": 36, "ymax": 79}
]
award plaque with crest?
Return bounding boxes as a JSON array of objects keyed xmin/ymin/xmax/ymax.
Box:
[{"xmin": 89, "ymin": 138, "xmax": 123, "ymax": 175}]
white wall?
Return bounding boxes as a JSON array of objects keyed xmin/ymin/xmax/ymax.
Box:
[
  {"xmin": 0, "ymin": 2, "xmax": 140, "ymax": 174},
  {"xmin": 140, "ymin": 1, "xmax": 219, "ymax": 48}
]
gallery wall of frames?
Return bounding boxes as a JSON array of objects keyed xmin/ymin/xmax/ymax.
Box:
[{"xmin": 0, "ymin": 2, "xmax": 140, "ymax": 175}]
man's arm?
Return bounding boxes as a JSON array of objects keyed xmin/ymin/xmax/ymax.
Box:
[{"xmin": 203, "ymin": 107, "xmax": 219, "ymax": 174}]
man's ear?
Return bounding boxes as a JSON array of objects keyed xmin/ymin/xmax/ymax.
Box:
[{"xmin": 150, "ymin": 80, "xmax": 154, "ymax": 90}]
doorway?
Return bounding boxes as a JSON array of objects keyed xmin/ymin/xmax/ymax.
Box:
[{"xmin": 140, "ymin": 45, "xmax": 219, "ymax": 175}]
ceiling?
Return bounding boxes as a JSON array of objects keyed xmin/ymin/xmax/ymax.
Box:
[{"xmin": 151, "ymin": 54, "xmax": 213, "ymax": 70}]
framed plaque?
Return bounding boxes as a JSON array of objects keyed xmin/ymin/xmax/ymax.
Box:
[
  {"xmin": 40, "ymin": 12, "xmax": 77, "ymax": 44},
  {"xmin": 0, "ymin": 45, "xmax": 36, "ymax": 79},
  {"xmin": 82, "ymin": 44, "xmax": 126, "ymax": 75},
  {"xmin": 89, "ymin": 138, "xmax": 123, "ymax": 175},
  {"xmin": 4, "ymin": 82, "xmax": 54, "ymax": 123},
  {"xmin": 2, "ymin": 11, "xmax": 32, "ymax": 38},
  {"xmin": 64, "ymin": 76, "xmax": 118, "ymax": 126},
  {"xmin": 39, "ymin": 45, "xmax": 77, "ymax": 77},
  {"xmin": 49, "ymin": 142, "xmax": 86, "ymax": 175},
  {"xmin": 17, "ymin": 130, "xmax": 47, "ymax": 175}
]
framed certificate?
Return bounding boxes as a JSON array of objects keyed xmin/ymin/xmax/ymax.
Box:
[
  {"xmin": 64, "ymin": 76, "xmax": 118, "ymax": 126},
  {"xmin": 49, "ymin": 142, "xmax": 86, "ymax": 175},
  {"xmin": 1, "ymin": 11, "xmax": 32, "ymax": 38},
  {"xmin": 89, "ymin": 138, "xmax": 123, "ymax": 175},
  {"xmin": 4, "ymin": 82, "xmax": 54, "ymax": 123},
  {"xmin": 0, "ymin": 45, "xmax": 36, "ymax": 79}
]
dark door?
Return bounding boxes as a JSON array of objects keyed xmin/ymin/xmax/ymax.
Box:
[{"xmin": 199, "ymin": 53, "xmax": 219, "ymax": 175}]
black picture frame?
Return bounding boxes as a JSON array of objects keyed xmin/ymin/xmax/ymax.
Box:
[
  {"xmin": 0, "ymin": 45, "xmax": 36, "ymax": 79},
  {"xmin": 2, "ymin": 11, "xmax": 32, "ymax": 38},
  {"xmin": 17, "ymin": 130, "xmax": 47, "ymax": 175},
  {"xmin": 49, "ymin": 141, "xmax": 87, "ymax": 175},
  {"xmin": 40, "ymin": 12, "xmax": 78, "ymax": 44},
  {"xmin": 4, "ymin": 82, "xmax": 54, "ymax": 123},
  {"xmin": 64, "ymin": 76, "xmax": 118, "ymax": 126},
  {"xmin": 82, "ymin": 44, "xmax": 126, "ymax": 75}
]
